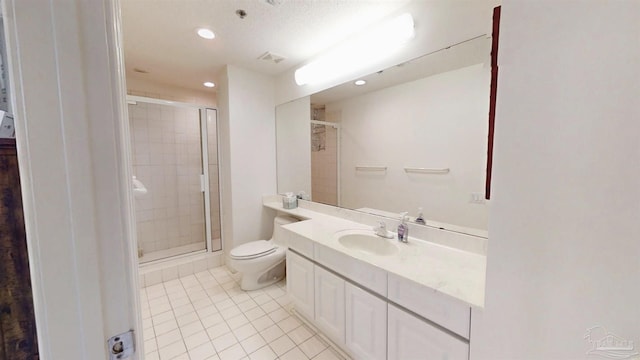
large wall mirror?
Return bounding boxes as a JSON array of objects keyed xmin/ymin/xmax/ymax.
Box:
[{"xmin": 276, "ymin": 35, "xmax": 491, "ymax": 233}]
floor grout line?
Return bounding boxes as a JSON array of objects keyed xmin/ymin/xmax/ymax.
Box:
[{"xmin": 141, "ymin": 265, "xmax": 348, "ymax": 360}]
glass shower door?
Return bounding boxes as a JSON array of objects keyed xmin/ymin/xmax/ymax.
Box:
[{"xmin": 129, "ymin": 100, "xmax": 207, "ymax": 263}]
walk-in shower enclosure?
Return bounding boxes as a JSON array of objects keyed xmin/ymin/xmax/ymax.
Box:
[{"xmin": 128, "ymin": 97, "xmax": 221, "ymax": 263}]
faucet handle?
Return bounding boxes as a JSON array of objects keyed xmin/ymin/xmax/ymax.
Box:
[
  {"xmin": 372, "ymin": 221, "xmax": 386, "ymax": 232},
  {"xmin": 373, "ymin": 221, "xmax": 393, "ymax": 238}
]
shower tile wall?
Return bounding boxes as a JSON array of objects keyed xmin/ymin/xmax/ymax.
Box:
[
  {"xmin": 207, "ymin": 113, "xmax": 222, "ymax": 251},
  {"xmin": 130, "ymin": 102, "xmax": 206, "ymax": 257},
  {"xmin": 311, "ymin": 126, "xmax": 338, "ymax": 206},
  {"xmin": 311, "ymin": 107, "xmax": 338, "ymax": 206}
]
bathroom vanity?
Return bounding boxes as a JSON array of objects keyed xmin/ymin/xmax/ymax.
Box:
[{"xmin": 263, "ymin": 197, "xmax": 486, "ymax": 360}]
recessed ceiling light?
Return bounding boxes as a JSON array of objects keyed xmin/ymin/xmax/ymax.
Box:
[
  {"xmin": 203, "ymin": 82, "xmax": 215, "ymax": 88},
  {"xmin": 197, "ymin": 28, "xmax": 215, "ymax": 40},
  {"xmin": 354, "ymin": 80, "xmax": 367, "ymax": 86}
]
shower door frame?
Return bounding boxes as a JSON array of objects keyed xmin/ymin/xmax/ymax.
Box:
[
  {"xmin": 127, "ymin": 95, "xmax": 222, "ymax": 260},
  {"xmin": 310, "ymin": 119, "xmax": 341, "ymax": 207},
  {"xmin": 203, "ymin": 108, "xmax": 222, "ymax": 253}
]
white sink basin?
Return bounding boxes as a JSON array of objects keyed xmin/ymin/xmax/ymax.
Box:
[{"xmin": 337, "ymin": 232, "xmax": 399, "ymax": 256}]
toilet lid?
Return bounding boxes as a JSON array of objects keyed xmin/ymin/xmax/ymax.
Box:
[{"xmin": 230, "ymin": 240, "xmax": 276, "ymax": 259}]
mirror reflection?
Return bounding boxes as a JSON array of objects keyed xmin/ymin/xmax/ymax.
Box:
[{"xmin": 276, "ymin": 36, "xmax": 491, "ymax": 232}]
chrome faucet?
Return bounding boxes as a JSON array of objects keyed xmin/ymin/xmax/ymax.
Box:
[{"xmin": 373, "ymin": 221, "xmax": 394, "ymax": 239}]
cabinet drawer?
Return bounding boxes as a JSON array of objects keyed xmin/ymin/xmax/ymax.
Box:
[
  {"xmin": 388, "ymin": 273, "xmax": 470, "ymax": 339},
  {"xmin": 388, "ymin": 304, "xmax": 469, "ymax": 360},
  {"xmin": 286, "ymin": 230, "xmax": 314, "ymax": 258},
  {"xmin": 314, "ymin": 244, "xmax": 387, "ymax": 296}
]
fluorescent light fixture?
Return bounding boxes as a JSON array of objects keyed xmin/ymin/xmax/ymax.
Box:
[
  {"xmin": 354, "ymin": 80, "xmax": 367, "ymax": 86},
  {"xmin": 197, "ymin": 28, "xmax": 215, "ymax": 40},
  {"xmin": 295, "ymin": 13, "xmax": 414, "ymax": 86},
  {"xmin": 203, "ymin": 82, "xmax": 215, "ymax": 88}
]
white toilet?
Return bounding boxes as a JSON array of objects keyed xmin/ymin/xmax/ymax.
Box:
[{"xmin": 228, "ymin": 215, "xmax": 299, "ymax": 290}]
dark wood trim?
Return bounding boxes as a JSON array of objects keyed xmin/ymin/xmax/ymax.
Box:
[
  {"xmin": 0, "ymin": 138, "xmax": 16, "ymax": 149},
  {"xmin": 486, "ymin": 6, "xmax": 501, "ymax": 200},
  {"xmin": 0, "ymin": 141, "xmax": 39, "ymax": 359}
]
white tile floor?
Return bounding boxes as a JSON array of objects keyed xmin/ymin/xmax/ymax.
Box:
[{"xmin": 140, "ymin": 265, "xmax": 346, "ymax": 360}]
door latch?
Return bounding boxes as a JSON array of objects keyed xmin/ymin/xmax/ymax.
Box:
[{"xmin": 108, "ymin": 330, "xmax": 135, "ymax": 359}]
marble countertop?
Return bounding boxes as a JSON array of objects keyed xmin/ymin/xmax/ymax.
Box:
[{"xmin": 264, "ymin": 201, "xmax": 487, "ymax": 308}]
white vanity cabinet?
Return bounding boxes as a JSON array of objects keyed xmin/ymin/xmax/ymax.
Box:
[
  {"xmin": 388, "ymin": 304, "xmax": 469, "ymax": 360},
  {"xmin": 345, "ymin": 282, "xmax": 387, "ymax": 360},
  {"xmin": 387, "ymin": 273, "xmax": 471, "ymax": 339},
  {"xmin": 286, "ymin": 250, "xmax": 315, "ymax": 320},
  {"xmin": 314, "ymin": 243, "xmax": 388, "ymax": 296},
  {"xmin": 282, "ymin": 226, "xmax": 475, "ymax": 360},
  {"xmin": 314, "ymin": 266, "xmax": 346, "ymax": 344}
]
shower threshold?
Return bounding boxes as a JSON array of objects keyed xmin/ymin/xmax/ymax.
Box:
[{"xmin": 139, "ymin": 243, "xmax": 205, "ymax": 264}]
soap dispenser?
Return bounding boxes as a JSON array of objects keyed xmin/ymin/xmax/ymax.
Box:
[{"xmin": 397, "ymin": 212, "xmax": 409, "ymax": 243}]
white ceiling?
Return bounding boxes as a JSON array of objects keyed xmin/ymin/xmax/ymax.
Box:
[{"xmin": 121, "ymin": 0, "xmax": 411, "ymax": 93}]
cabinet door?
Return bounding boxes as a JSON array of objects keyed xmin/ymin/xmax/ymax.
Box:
[
  {"xmin": 345, "ymin": 282, "xmax": 387, "ymax": 360},
  {"xmin": 388, "ymin": 304, "xmax": 469, "ymax": 360},
  {"xmin": 286, "ymin": 250, "xmax": 314, "ymax": 320},
  {"xmin": 314, "ymin": 266, "xmax": 345, "ymax": 344}
]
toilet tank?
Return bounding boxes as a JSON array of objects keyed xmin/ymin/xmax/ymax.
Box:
[{"xmin": 272, "ymin": 215, "xmax": 299, "ymax": 245}]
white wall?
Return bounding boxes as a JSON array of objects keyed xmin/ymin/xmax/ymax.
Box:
[
  {"xmin": 275, "ymin": 0, "xmax": 500, "ymax": 105},
  {"xmin": 328, "ymin": 64, "xmax": 489, "ymax": 229},
  {"xmin": 217, "ymin": 67, "xmax": 234, "ymax": 256},
  {"xmin": 275, "ymin": 96, "xmax": 311, "ymax": 195},
  {"xmin": 218, "ymin": 65, "xmax": 277, "ymax": 255},
  {"xmin": 471, "ymin": 1, "xmax": 640, "ymax": 359}
]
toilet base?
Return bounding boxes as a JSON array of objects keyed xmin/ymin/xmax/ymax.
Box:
[{"xmin": 239, "ymin": 259, "xmax": 286, "ymax": 291}]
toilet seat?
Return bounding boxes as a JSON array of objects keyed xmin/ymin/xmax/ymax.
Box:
[{"xmin": 230, "ymin": 240, "xmax": 276, "ymax": 260}]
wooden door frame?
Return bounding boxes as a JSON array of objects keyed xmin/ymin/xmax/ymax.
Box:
[{"xmin": 486, "ymin": 6, "xmax": 501, "ymax": 200}]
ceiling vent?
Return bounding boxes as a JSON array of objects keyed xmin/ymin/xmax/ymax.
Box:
[{"xmin": 258, "ymin": 52, "xmax": 286, "ymax": 64}]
